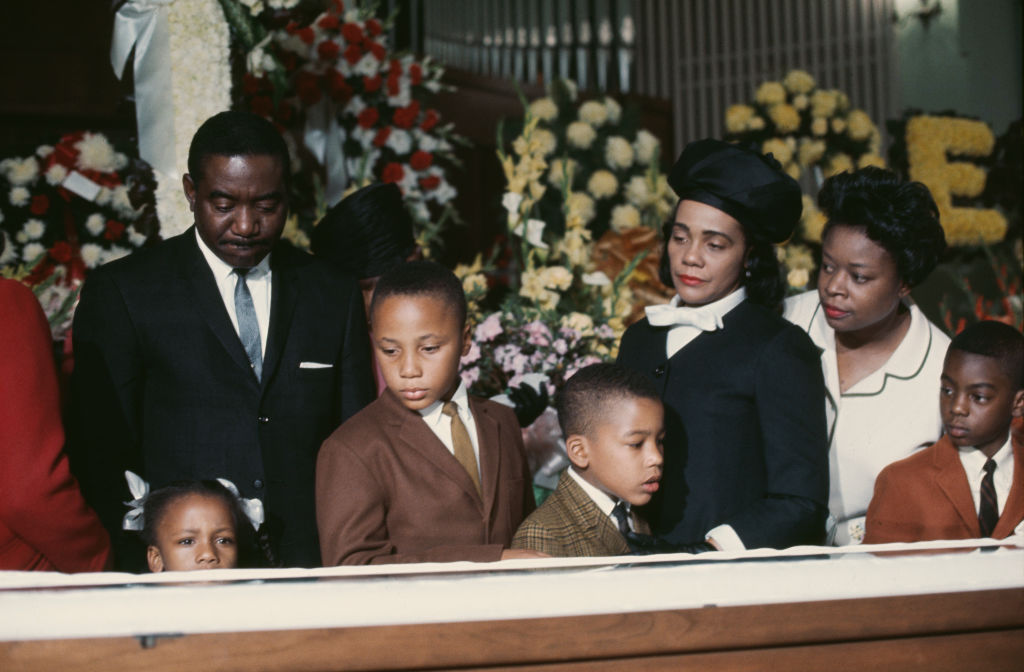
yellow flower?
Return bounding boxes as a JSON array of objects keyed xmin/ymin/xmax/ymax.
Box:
[
  {"xmin": 281, "ymin": 214, "xmax": 310, "ymax": 250},
  {"xmin": 784, "ymin": 162, "xmax": 801, "ymax": 181},
  {"xmin": 566, "ymin": 192, "xmax": 596, "ymax": 224},
  {"xmin": 787, "ymin": 267, "xmax": 810, "ymax": 289},
  {"xmin": 810, "ymin": 90, "xmax": 837, "ymax": 118},
  {"xmin": 528, "ymin": 96, "xmax": 558, "ymax": 122},
  {"xmin": 611, "ymin": 203, "xmax": 642, "ymax": 232},
  {"xmin": 783, "ymin": 69, "xmax": 816, "ymax": 94},
  {"xmin": 561, "ymin": 311, "xmax": 595, "ymax": 337},
  {"xmin": 811, "ymin": 117, "xmax": 828, "ymax": 136},
  {"xmin": 857, "ymin": 153, "xmax": 886, "ymax": 169},
  {"xmin": 587, "ymin": 170, "xmax": 618, "ymax": 199},
  {"xmin": 532, "ymin": 128, "xmax": 558, "ymax": 156},
  {"xmin": 846, "ymin": 109, "xmax": 874, "ymax": 141},
  {"xmin": 792, "ymin": 93, "xmax": 809, "ymax": 110},
  {"xmin": 462, "ymin": 273, "xmax": 488, "ymax": 295},
  {"xmin": 798, "ymin": 138, "xmax": 826, "ymax": 166},
  {"xmin": 830, "ymin": 118, "xmax": 847, "ymax": 134},
  {"xmin": 747, "ymin": 116, "xmax": 766, "ymax": 131},
  {"xmin": 633, "ymin": 130, "xmax": 660, "ymax": 165},
  {"xmin": 762, "ymin": 137, "xmax": 794, "ymax": 165},
  {"xmin": 725, "ymin": 104, "xmax": 756, "ymax": 133},
  {"xmin": 512, "ymin": 136, "xmax": 530, "ymax": 156},
  {"xmin": 769, "ymin": 104, "xmax": 801, "ymax": 133},
  {"xmin": 547, "ymin": 157, "xmax": 578, "ymax": 188},
  {"xmin": 801, "ymin": 195, "xmax": 827, "ymax": 242},
  {"xmin": 579, "ymin": 100, "xmax": 609, "ymax": 126},
  {"xmin": 567, "ymin": 121, "xmax": 597, "ymax": 149},
  {"xmin": 541, "ymin": 265, "xmax": 573, "ymax": 291},
  {"xmin": 755, "ymin": 81, "xmax": 786, "ymax": 105},
  {"xmin": 625, "ymin": 174, "xmax": 652, "ymax": 207},
  {"xmin": 825, "ymin": 153, "xmax": 853, "ymax": 177},
  {"xmin": 605, "ymin": 136, "xmax": 635, "ymax": 170}
]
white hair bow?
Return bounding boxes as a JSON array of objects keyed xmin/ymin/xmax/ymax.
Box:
[
  {"xmin": 120, "ymin": 470, "xmax": 265, "ymax": 532},
  {"xmin": 216, "ymin": 478, "xmax": 265, "ymax": 531}
]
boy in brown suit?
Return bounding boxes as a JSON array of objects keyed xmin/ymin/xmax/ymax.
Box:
[
  {"xmin": 864, "ymin": 321, "xmax": 1024, "ymax": 544},
  {"xmin": 512, "ymin": 363, "xmax": 665, "ymax": 556},
  {"xmin": 316, "ymin": 261, "xmax": 540, "ymax": 565}
]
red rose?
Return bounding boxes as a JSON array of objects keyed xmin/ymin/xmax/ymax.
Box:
[
  {"xmin": 386, "ymin": 71, "xmax": 401, "ymax": 96},
  {"xmin": 363, "ymin": 74, "xmax": 382, "ymax": 92},
  {"xmin": 368, "ymin": 41, "xmax": 386, "ymax": 61},
  {"xmin": 30, "ymin": 194, "xmax": 49, "ymax": 215},
  {"xmin": 388, "ymin": 59, "xmax": 401, "ymax": 75},
  {"xmin": 392, "ymin": 101, "xmax": 421, "ymax": 129},
  {"xmin": 250, "ymin": 95, "xmax": 273, "ymax": 118},
  {"xmin": 409, "ymin": 63, "xmax": 423, "ymax": 86},
  {"xmin": 372, "ymin": 127, "xmax": 391, "ymax": 148},
  {"xmin": 285, "ymin": 20, "xmax": 299, "ymax": 34},
  {"xmin": 357, "ymin": 107, "xmax": 379, "ymax": 129},
  {"xmin": 280, "ymin": 52, "xmax": 298, "ymax": 72},
  {"xmin": 49, "ymin": 241, "xmax": 72, "ymax": 264},
  {"xmin": 330, "ymin": 0, "xmax": 344, "ymax": 14},
  {"xmin": 295, "ymin": 71, "xmax": 322, "ymax": 105},
  {"xmin": 343, "ymin": 43, "xmax": 362, "ymax": 65},
  {"xmin": 341, "ymin": 22, "xmax": 364, "ymax": 44},
  {"xmin": 242, "ymin": 74, "xmax": 264, "ymax": 95},
  {"xmin": 105, "ymin": 219, "xmax": 125, "ymax": 241},
  {"xmin": 318, "ymin": 14, "xmax": 340, "ymax": 30},
  {"xmin": 366, "ymin": 18, "xmax": 382, "ymax": 36},
  {"xmin": 381, "ymin": 162, "xmax": 405, "ymax": 184},
  {"xmin": 420, "ymin": 109, "xmax": 439, "ymax": 132},
  {"xmin": 327, "ymin": 70, "xmax": 352, "ymax": 103},
  {"xmin": 419, "ymin": 175, "xmax": 440, "ymax": 191},
  {"xmin": 410, "ymin": 150, "xmax": 433, "ymax": 171},
  {"xmin": 318, "ymin": 40, "xmax": 340, "ymax": 61},
  {"xmin": 297, "ymin": 26, "xmax": 315, "ymax": 45}
]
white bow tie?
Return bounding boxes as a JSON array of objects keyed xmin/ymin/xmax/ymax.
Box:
[{"xmin": 645, "ymin": 304, "xmax": 724, "ymax": 331}]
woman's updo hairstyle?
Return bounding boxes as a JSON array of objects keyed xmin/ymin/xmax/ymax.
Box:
[{"xmin": 818, "ymin": 167, "xmax": 946, "ymax": 287}]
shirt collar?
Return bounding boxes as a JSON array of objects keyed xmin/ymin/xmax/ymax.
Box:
[
  {"xmin": 195, "ymin": 228, "xmax": 271, "ymax": 280},
  {"xmin": 667, "ymin": 286, "xmax": 746, "ymax": 319},
  {"xmin": 567, "ymin": 466, "xmax": 623, "ymax": 518},
  {"xmin": 958, "ymin": 435, "xmax": 1014, "ymax": 474},
  {"xmin": 418, "ymin": 379, "xmax": 470, "ymax": 427}
]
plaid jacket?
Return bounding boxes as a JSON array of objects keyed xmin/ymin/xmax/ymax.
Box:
[{"xmin": 511, "ymin": 470, "xmax": 650, "ymax": 557}]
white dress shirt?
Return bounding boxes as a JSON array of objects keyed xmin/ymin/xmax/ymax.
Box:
[
  {"xmin": 418, "ymin": 381, "xmax": 481, "ymax": 479},
  {"xmin": 959, "ymin": 437, "xmax": 1014, "ymax": 517},
  {"xmin": 195, "ymin": 229, "xmax": 271, "ymax": 358},
  {"xmin": 566, "ymin": 466, "xmax": 634, "ymax": 532}
]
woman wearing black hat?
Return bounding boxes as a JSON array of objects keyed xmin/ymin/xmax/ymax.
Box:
[{"xmin": 617, "ymin": 139, "xmax": 829, "ymax": 552}]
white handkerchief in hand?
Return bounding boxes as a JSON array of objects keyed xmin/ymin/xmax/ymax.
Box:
[{"xmin": 299, "ymin": 361, "xmax": 333, "ymax": 369}]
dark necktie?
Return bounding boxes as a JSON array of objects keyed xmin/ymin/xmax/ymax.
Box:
[
  {"xmin": 233, "ymin": 268, "xmax": 262, "ymax": 381},
  {"xmin": 442, "ymin": 401, "xmax": 481, "ymax": 497},
  {"xmin": 978, "ymin": 459, "xmax": 998, "ymax": 537},
  {"xmin": 610, "ymin": 501, "xmax": 632, "ymax": 535}
]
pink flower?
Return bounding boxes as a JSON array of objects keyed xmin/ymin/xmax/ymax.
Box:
[
  {"xmin": 552, "ymin": 338, "xmax": 568, "ymax": 355},
  {"xmin": 524, "ymin": 320, "xmax": 551, "ymax": 346},
  {"xmin": 460, "ymin": 367, "xmax": 480, "ymax": 388},
  {"xmin": 510, "ymin": 352, "xmax": 529, "ymax": 375},
  {"xmin": 475, "ymin": 313, "xmax": 503, "ymax": 341},
  {"xmin": 461, "ymin": 341, "xmax": 481, "ymax": 365}
]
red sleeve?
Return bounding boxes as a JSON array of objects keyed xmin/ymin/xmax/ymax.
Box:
[{"xmin": 0, "ymin": 280, "xmax": 110, "ymax": 572}]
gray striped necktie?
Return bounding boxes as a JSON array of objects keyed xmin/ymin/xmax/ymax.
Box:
[{"xmin": 233, "ymin": 268, "xmax": 262, "ymax": 381}]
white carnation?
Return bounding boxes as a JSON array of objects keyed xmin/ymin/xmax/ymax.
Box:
[
  {"xmin": 101, "ymin": 245, "xmax": 131, "ymax": 265},
  {"xmin": 604, "ymin": 97, "xmax": 622, "ymax": 124},
  {"xmin": 611, "ymin": 203, "xmax": 642, "ymax": 232},
  {"xmin": 625, "ymin": 175, "xmax": 652, "ymax": 207},
  {"xmin": 416, "ymin": 132, "xmax": 439, "ymax": 152},
  {"xmin": 4, "ymin": 157, "xmax": 39, "ymax": 186},
  {"xmin": 36, "ymin": 145, "xmax": 54, "ymax": 159},
  {"xmin": 0, "ymin": 233, "xmax": 15, "ymax": 266},
  {"xmin": 23, "ymin": 219, "xmax": 45, "ymax": 240},
  {"xmin": 22, "ymin": 242, "xmax": 45, "ymax": 263},
  {"xmin": 112, "ymin": 185, "xmax": 138, "ymax": 219},
  {"xmin": 353, "ymin": 52, "xmax": 380, "ymax": 77},
  {"xmin": 527, "ymin": 97, "xmax": 558, "ymax": 122},
  {"xmin": 386, "ymin": 128, "xmax": 413, "ymax": 155},
  {"xmin": 75, "ymin": 133, "xmax": 119, "ymax": 173},
  {"xmin": 127, "ymin": 226, "xmax": 148, "ymax": 247},
  {"xmin": 95, "ymin": 187, "xmax": 112, "ymax": 206},
  {"xmin": 587, "ymin": 170, "xmax": 618, "ymax": 199},
  {"xmin": 45, "ymin": 163, "xmax": 68, "ymax": 185},
  {"xmin": 85, "ymin": 213, "xmax": 106, "ymax": 236},
  {"xmin": 9, "ymin": 186, "xmax": 30, "ymax": 206},
  {"xmin": 80, "ymin": 243, "xmax": 103, "ymax": 268},
  {"xmin": 605, "ymin": 136, "xmax": 634, "ymax": 170},
  {"xmin": 566, "ymin": 121, "xmax": 596, "ymax": 149},
  {"xmin": 633, "ymin": 130, "xmax": 659, "ymax": 165},
  {"xmin": 579, "ymin": 100, "xmax": 607, "ymax": 126}
]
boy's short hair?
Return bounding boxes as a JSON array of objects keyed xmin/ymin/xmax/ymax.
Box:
[
  {"xmin": 557, "ymin": 363, "xmax": 661, "ymax": 438},
  {"xmin": 369, "ymin": 260, "xmax": 467, "ymax": 325},
  {"xmin": 949, "ymin": 321, "xmax": 1024, "ymax": 388}
]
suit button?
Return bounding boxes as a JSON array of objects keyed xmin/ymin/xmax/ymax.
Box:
[
  {"xmin": 253, "ymin": 479, "xmax": 264, "ymax": 489},
  {"xmin": 258, "ymin": 416, "xmax": 270, "ymax": 424},
  {"xmin": 654, "ymin": 365, "xmax": 666, "ymax": 377}
]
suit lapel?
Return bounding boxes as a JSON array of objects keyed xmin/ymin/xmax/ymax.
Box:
[
  {"xmin": 560, "ymin": 472, "xmax": 629, "ymax": 555},
  {"xmin": 993, "ymin": 432, "xmax": 1024, "ymax": 537},
  {"xmin": 177, "ymin": 230, "xmax": 257, "ymax": 386},
  {"xmin": 261, "ymin": 251, "xmax": 299, "ymax": 392},
  {"xmin": 384, "ymin": 391, "xmax": 483, "ymax": 510},
  {"xmin": 932, "ymin": 436, "xmax": 980, "ymax": 536},
  {"xmin": 470, "ymin": 397, "xmax": 500, "ymax": 521}
]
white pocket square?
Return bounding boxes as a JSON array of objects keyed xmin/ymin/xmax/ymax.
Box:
[{"xmin": 299, "ymin": 361, "xmax": 333, "ymax": 369}]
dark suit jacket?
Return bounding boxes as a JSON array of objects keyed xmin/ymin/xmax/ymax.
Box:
[
  {"xmin": 316, "ymin": 389, "xmax": 534, "ymax": 565},
  {"xmin": 68, "ymin": 229, "xmax": 374, "ymax": 568},
  {"xmin": 512, "ymin": 470, "xmax": 650, "ymax": 557},
  {"xmin": 864, "ymin": 426, "xmax": 1024, "ymax": 544},
  {"xmin": 617, "ymin": 300, "xmax": 829, "ymax": 549}
]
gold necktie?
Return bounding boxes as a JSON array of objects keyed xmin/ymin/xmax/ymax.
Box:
[{"xmin": 442, "ymin": 401, "xmax": 481, "ymax": 497}]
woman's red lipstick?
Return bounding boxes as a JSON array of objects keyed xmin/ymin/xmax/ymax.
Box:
[
  {"xmin": 823, "ymin": 305, "xmax": 849, "ymax": 319},
  {"xmin": 677, "ymin": 274, "xmax": 705, "ymax": 287}
]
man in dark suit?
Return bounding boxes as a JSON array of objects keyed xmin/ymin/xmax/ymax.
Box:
[{"xmin": 69, "ymin": 111, "xmax": 375, "ymax": 569}]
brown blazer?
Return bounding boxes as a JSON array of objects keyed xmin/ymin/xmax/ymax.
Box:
[
  {"xmin": 863, "ymin": 426, "xmax": 1024, "ymax": 544},
  {"xmin": 512, "ymin": 471, "xmax": 650, "ymax": 557},
  {"xmin": 316, "ymin": 389, "xmax": 534, "ymax": 565}
]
